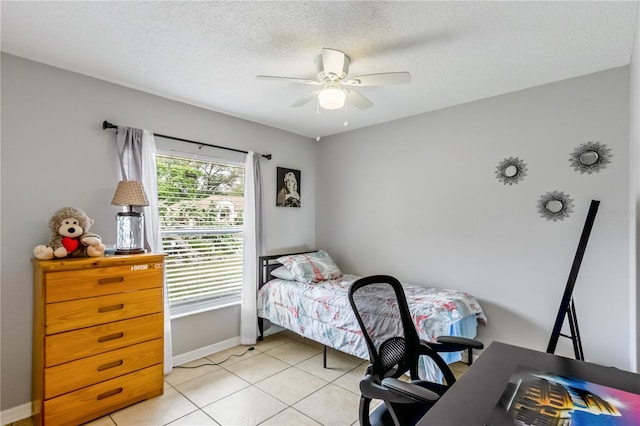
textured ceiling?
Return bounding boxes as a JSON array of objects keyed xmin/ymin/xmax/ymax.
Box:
[{"xmin": 1, "ymin": 1, "xmax": 638, "ymax": 139}]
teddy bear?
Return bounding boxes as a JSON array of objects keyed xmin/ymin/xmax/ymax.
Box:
[{"xmin": 33, "ymin": 207, "xmax": 106, "ymax": 260}]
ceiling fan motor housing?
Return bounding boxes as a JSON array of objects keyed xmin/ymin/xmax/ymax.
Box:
[{"xmin": 316, "ymin": 49, "xmax": 350, "ymax": 82}]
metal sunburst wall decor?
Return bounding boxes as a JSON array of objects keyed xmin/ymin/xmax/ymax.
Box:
[
  {"xmin": 537, "ymin": 191, "xmax": 574, "ymax": 222},
  {"xmin": 569, "ymin": 141, "xmax": 612, "ymax": 174},
  {"xmin": 495, "ymin": 157, "xmax": 528, "ymax": 185}
]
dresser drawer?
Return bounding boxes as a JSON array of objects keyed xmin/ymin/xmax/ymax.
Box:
[
  {"xmin": 45, "ymin": 287, "xmax": 162, "ymax": 334},
  {"xmin": 45, "ymin": 338, "xmax": 163, "ymax": 399},
  {"xmin": 43, "ymin": 364, "xmax": 164, "ymax": 426},
  {"xmin": 46, "ymin": 313, "xmax": 163, "ymax": 367},
  {"xmin": 46, "ymin": 262, "xmax": 164, "ymax": 303}
]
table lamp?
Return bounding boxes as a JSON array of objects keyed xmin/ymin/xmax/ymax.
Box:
[{"xmin": 111, "ymin": 180, "xmax": 149, "ymax": 255}]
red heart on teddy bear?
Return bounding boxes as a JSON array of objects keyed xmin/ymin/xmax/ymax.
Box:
[{"xmin": 62, "ymin": 237, "xmax": 79, "ymax": 253}]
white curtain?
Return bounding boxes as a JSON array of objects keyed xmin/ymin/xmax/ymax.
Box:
[
  {"xmin": 241, "ymin": 151, "xmax": 264, "ymax": 344},
  {"xmin": 116, "ymin": 127, "xmax": 173, "ymax": 374}
]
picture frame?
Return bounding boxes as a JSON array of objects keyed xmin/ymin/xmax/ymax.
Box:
[{"xmin": 276, "ymin": 167, "xmax": 301, "ymax": 208}]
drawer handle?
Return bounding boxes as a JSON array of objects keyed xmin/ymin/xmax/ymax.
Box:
[
  {"xmin": 97, "ymin": 387, "xmax": 123, "ymax": 400},
  {"xmin": 98, "ymin": 332, "xmax": 124, "ymax": 343},
  {"xmin": 98, "ymin": 304, "xmax": 124, "ymax": 313},
  {"xmin": 98, "ymin": 276, "xmax": 125, "ymax": 285},
  {"xmin": 97, "ymin": 360, "xmax": 124, "ymax": 371}
]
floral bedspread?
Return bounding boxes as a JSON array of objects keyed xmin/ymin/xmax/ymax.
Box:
[{"xmin": 257, "ymin": 274, "xmax": 486, "ymax": 379}]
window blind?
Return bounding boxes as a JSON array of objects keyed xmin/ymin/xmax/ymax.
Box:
[{"xmin": 156, "ymin": 153, "xmax": 245, "ymax": 308}]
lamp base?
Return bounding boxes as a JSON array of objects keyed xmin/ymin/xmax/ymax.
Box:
[
  {"xmin": 115, "ymin": 211, "xmax": 146, "ymax": 256},
  {"xmin": 115, "ymin": 248, "xmax": 146, "ymax": 255}
]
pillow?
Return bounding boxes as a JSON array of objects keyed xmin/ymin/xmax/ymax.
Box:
[
  {"xmin": 270, "ymin": 266, "xmax": 295, "ymax": 281},
  {"xmin": 277, "ymin": 250, "xmax": 343, "ymax": 283}
]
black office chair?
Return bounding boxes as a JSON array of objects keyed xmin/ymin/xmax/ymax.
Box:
[{"xmin": 348, "ymin": 275, "xmax": 484, "ymax": 426}]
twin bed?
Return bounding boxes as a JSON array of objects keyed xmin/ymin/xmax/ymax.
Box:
[{"xmin": 256, "ymin": 250, "xmax": 487, "ymax": 380}]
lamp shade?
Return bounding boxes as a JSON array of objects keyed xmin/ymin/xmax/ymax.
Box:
[
  {"xmin": 318, "ymin": 86, "xmax": 346, "ymax": 110},
  {"xmin": 111, "ymin": 180, "xmax": 149, "ymax": 207}
]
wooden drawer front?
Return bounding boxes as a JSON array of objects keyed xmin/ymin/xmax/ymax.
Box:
[
  {"xmin": 43, "ymin": 364, "xmax": 163, "ymax": 426},
  {"xmin": 46, "ymin": 313, "xmax": 163, "ymax": 367},
  {"xmin": 45, "ymin": 338, "xmax": 163, "ymax": 399},
  {"xmin": 45, "ymin": 288, "xmax": 162, "ymax": 334},
  {"xmin": 46, "ymin": 263, "xmax": 164, "ymax": 303}
]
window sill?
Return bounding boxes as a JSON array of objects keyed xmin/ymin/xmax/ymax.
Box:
[{"xmin": 169, "ymin": 296, "xmax": 241, "ymax": 320}]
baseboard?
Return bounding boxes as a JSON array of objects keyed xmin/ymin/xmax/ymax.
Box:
[
  {"xmin": 1, "ymin": 402, "xmax": 31, "ymax": 425},
  {"xmin": 171, "ymin": 336, "xmax": 242, "ymax": 366},
  {"xmin": 171, "ymin": 330, "xmax": 289, "ymax": 366}
]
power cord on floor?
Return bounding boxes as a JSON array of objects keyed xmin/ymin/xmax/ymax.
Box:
[{"xmin": 174, "ymin": 347, "xmax": 255, "ymax": 369}]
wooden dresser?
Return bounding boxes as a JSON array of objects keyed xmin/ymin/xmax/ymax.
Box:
[{"xmin": 32, "ymin": 253, "xmax": 165, "ymax": 426}]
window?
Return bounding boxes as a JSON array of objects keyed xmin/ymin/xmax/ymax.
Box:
[{"xmin": 156, "ymin": 152, "xmax": 245, "ymax": 316}]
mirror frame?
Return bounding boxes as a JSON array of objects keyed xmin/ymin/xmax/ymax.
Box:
[
  {"xmin": 538, "ymin": 191, "xmax": 574, "ymax": 221},
  {"xmin": 569, "ymin": 141, "xmax": 611, "ymax": 174},
  {"xmin": 495, "ymin": 156, "xmax": 528, "ymax": 185}
]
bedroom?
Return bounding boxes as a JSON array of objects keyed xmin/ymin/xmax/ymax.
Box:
[{"xmin": 1, "ymin": 1, "xmax": 639, "ymax": 424}]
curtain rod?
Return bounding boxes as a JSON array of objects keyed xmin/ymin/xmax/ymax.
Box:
[{"xmin": 102, "ymin": 120, "xmax": 272, "ymax": 160}]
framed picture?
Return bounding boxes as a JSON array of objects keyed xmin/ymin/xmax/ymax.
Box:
[{"xmin": 276, "ymin": 167, "xmax": 301, "ymax": 207}]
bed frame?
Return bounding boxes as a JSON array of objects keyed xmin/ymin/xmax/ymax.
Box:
[{"xmin": 257, "ymin": 250, "xmax": 333, "ymax": 367}]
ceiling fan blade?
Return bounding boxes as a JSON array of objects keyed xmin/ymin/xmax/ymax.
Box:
[
  {"xmin": 345, "ymin": 89, "xmax": 373, "ymax": 110},
  {"xmin": 320, "ymin": 48, "xmax": 349, "ymax": 79},
  {"xmin": 343, "ymin": 72, "xmax": 411, "ymax": 87},
  {"xmin": 291, "ymin": 90, "xmax": 321, "ymax": 107},
  {"xmin": 256, "ymin": 75, "xmax": 321, "ymax": 85}
]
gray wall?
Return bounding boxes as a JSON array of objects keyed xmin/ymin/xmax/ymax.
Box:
[
  {"xmin": 0, "ymin": 54, "xmax": 316, "ymax": 411},
  {"xmin": 632, "ymin": 12, "xmax": 640, "ymax": 371},
  {"xmin": 316, "ymin": 67, "xmax": 635, "ymax": 371},
  {"xmin": 2, "ymin": 51, "xmax": 638, "ymax": 415}
]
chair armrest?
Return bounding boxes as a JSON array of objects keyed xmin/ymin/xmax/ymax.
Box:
[
  {"xmin": 360, "ymin": 375, "xmax": 439, "ymax": 404},
  {"xmin": 381, "ymin": 378, "xmax": 440, "ymax": 404},
  {"xmin": 428, "ymin": 336, "xmax": 484, "ymax": 352}
]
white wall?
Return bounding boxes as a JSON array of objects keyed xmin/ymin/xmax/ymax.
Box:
[
  {"xmin": 316, "ymin": 67, "xmax": 633, "ymax": 371},
  {"xmin": 0, "ymin": 53, "xmax": 316, "ymax": 412}
]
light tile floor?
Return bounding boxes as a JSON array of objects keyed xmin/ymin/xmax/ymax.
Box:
[{"xmin": 11, "ymin": 330, "xmax": 468, "ymax": 426}]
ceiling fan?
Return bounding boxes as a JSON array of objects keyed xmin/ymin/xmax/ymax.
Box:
[{"xmin": 256, "ymin": 48, "xmax": 411, "ymax": 111}]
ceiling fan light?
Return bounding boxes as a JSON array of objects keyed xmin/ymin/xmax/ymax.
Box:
[{"xmin": 318, "ymin": 87, "xmax": 346, "ymax": 110}]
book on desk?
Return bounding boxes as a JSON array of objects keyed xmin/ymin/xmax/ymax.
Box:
[{"xmin": 488, "ymin": 365, "xmax": 640, "ymax": 425}]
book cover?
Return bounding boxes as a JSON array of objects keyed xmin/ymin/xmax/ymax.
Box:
[{"xmin": 486, "ymin": 365, "xmax": 640, "ymax": 425}]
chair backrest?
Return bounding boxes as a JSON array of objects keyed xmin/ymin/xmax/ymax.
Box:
[{"xmin": 349, "ymin": 275, "xmax": 422, "ymax": 379}]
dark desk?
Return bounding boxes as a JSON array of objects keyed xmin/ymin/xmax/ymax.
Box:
[{"xmin": 418, "ymin": 341, "xmax": 640, "ymax": 425}]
